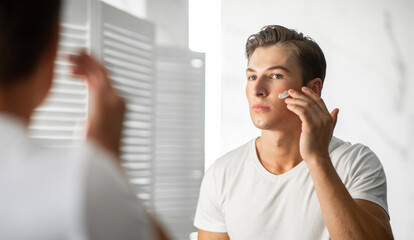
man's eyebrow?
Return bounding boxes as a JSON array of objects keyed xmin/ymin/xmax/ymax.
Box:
[
  {"xmin": 246, "ymin": 65, "xmax": 291, "ymax": 73},
  {"xmin": 267, "ymin": 65, "xmax": 291, "ymax": 73}
]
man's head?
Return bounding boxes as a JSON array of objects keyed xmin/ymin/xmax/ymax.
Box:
[
  {"xmin": 246, "ymin": 25, "xmax": 326, "ymax": 86},
  {"xmin": 245, "ymin": 25, "xmax": 326, "ymax": 131},
  {"xmin": 0, "ymin": 1, "xmax": 61, "ymax": 119},
  {"xmin": 0, "ymin": 1, "xmax": 61, "ymax": 86}
]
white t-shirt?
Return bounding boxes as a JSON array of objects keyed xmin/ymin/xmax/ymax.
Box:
[
  {"xmin": 0, "ymin": 114, "xmax": 153, "ymax": 240},
  {"xmin": 194, "ymin": 137, "xmax": 388, "ymax": 240}
]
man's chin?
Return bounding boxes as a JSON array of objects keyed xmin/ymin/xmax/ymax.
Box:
[{"xmin": 252, "ymin": 119, "xmax": 274, "ymax": 130}]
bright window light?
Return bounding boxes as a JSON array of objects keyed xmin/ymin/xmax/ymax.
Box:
[{"xmin": 189, "ymin": 0, "xmax": 222, "ymax": 170}]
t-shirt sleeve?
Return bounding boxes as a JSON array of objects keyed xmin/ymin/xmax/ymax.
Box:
[
  {"xmin": 82, "ymin": 141, "xmax": 154, "ymax": 240},
  {"xmin": 346, "ymin": 145, "xmax": 389, "ymax": 217},
  {"xmin": 194, "ymin": 164, "xmax": 227, "ymax": 233}
]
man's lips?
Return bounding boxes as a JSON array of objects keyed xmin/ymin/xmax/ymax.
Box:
[{"xmin": 252, "ymin": 104, "xmax": 271, "ymax": 112}]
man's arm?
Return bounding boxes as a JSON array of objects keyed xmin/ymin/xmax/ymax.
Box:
[
  {"xmin": 285, "ymin": 86, "xmax": 393, "ymax": 239},
  {"xmin": 151, "ymin": 215, "xmax": 171, "ymax": 240},
  {"xmin": 306, "ymin": 156, "xmax": 393, "ymax": 239},
  {"xmin": 198, "ymin": 229, "xmax": 229, "ymax": 240}
]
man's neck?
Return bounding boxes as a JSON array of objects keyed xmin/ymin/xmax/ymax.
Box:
[
  {"xmin": 0, "ymin": 82, "xmax": 37, "ymax": 126},
  {"xmin": 256, "ymin": 128, "xmax": 303, "ymax": 175}
]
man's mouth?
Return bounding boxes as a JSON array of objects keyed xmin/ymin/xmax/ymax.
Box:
[{"xmin": 252, "ymin": 104, "xmax": 270, "ymax": 112}]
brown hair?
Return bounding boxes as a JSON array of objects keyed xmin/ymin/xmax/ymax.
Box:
[
  {"xmin": 246, "ymin": 25, "xmax": 326, "ymax": 85},
  {"xmin": 0, "ymin": 0, "xmax": 61, "ymax": 86}
]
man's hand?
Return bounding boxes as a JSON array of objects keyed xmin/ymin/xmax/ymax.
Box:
[
  {"xmin": 69, "ymin": 50, "xmax": 125, "ymax": 159},
  {"xmin": 284, "ymin": 86, "xmax": 339, "ymax": 162}
]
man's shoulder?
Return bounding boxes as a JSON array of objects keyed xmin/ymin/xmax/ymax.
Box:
[
  {"xmin": 12, "ymin": 139, "xmax": 112, "ymax": 183},
  {"xmin": 33, "ymin": 140, "xmax": 101, "ymax": 166},
  {"xmin": 330, "ymin": 136, "xmax": 377, "ymax": 157},
  {"xmin": 214, "ymin": 138, "xmax": 254, "ymax": 166},
  {"xmin": 204, "ymin": 138, "xmax": 255, "ymax": 178},
  {"xmin": 329, "ymin": 136, "xmax": 382, "ymax": 173}
]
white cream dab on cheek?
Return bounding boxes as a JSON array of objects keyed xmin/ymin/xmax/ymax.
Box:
[{"xmin": 278, "ymin": 90, "xmax": 290, "ymax": 99}]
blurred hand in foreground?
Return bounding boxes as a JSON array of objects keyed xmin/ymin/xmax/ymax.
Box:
[{"xmin": 69, "ymin": 50, "xmax": 125, "ymax": 159}]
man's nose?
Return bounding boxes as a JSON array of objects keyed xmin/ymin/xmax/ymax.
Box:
[{"xmin": 252, "ymin": 76, "xmax": 268, "ymax": 97}]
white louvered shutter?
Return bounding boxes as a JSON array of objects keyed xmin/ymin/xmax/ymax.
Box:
[
  {"xmin": 28, "ymin": 0, "xmax": 89, "ymax": 147},
  {"xmin": 92, "ymin": 2, "xmax": 156, "ymax": 208},
  {"xmin": 154, "ymin": 48, "xmax": 205, "ymax": 240}
]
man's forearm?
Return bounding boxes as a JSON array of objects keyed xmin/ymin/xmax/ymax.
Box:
[{"xmin": 306, "ymin": 157, "xmax": 393, "ymax": 240}]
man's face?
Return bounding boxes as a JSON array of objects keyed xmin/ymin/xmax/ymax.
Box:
[{"xmin": 246, "ymin": 44, "xmax": 303, "ymax": 130}]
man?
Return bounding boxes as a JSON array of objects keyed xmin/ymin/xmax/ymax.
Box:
[
  {"xmin": 0, "ymin": 1, "xmax": 168, "ymax": 239},
  {"xmin": 194, "ymin": 25, "xmax": 393, "ymax": 239}
]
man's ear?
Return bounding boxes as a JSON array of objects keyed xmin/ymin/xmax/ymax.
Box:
[{"xmin": 306, "ymin": 78, "xmax": 323, "ymax": 96}]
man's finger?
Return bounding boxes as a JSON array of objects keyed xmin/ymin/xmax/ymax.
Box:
[
  {"xmin": 286, "ymin": 103, "xmax": 316, "ymax": 126},
  {"xmin": 301, "ymin": 87, "xmax": 329, "ymax": 113},
  {"xmin": 285, "ymin": 97, "xmax": 322, "ymax": 121},
  {"xmin": 288, "ymin": 88, "xmax": 326, "ymax": 113},
  {"xmin": 68, "ymin": 51, "xmax": 107, "ymax": 87},
  {"xmin": 69, "ymin": 50, "xmax": 101, "ymax": 73},
  {"xmin": 287, "ymin": 88, "xmax": 308, "ymax": 101}
]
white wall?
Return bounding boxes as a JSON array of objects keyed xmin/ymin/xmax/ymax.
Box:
[{"xmin": 220, "ymin": 0, "xmax": 414, "ymax": 239}]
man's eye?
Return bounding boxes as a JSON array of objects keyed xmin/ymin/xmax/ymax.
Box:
[
  {"xmin": 248, "ymin": 76, "xmax": 257, "ymax": 81},
  {"xmin": 271, "ymin": 74, "xmax": 283, "ymax": 79}
]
